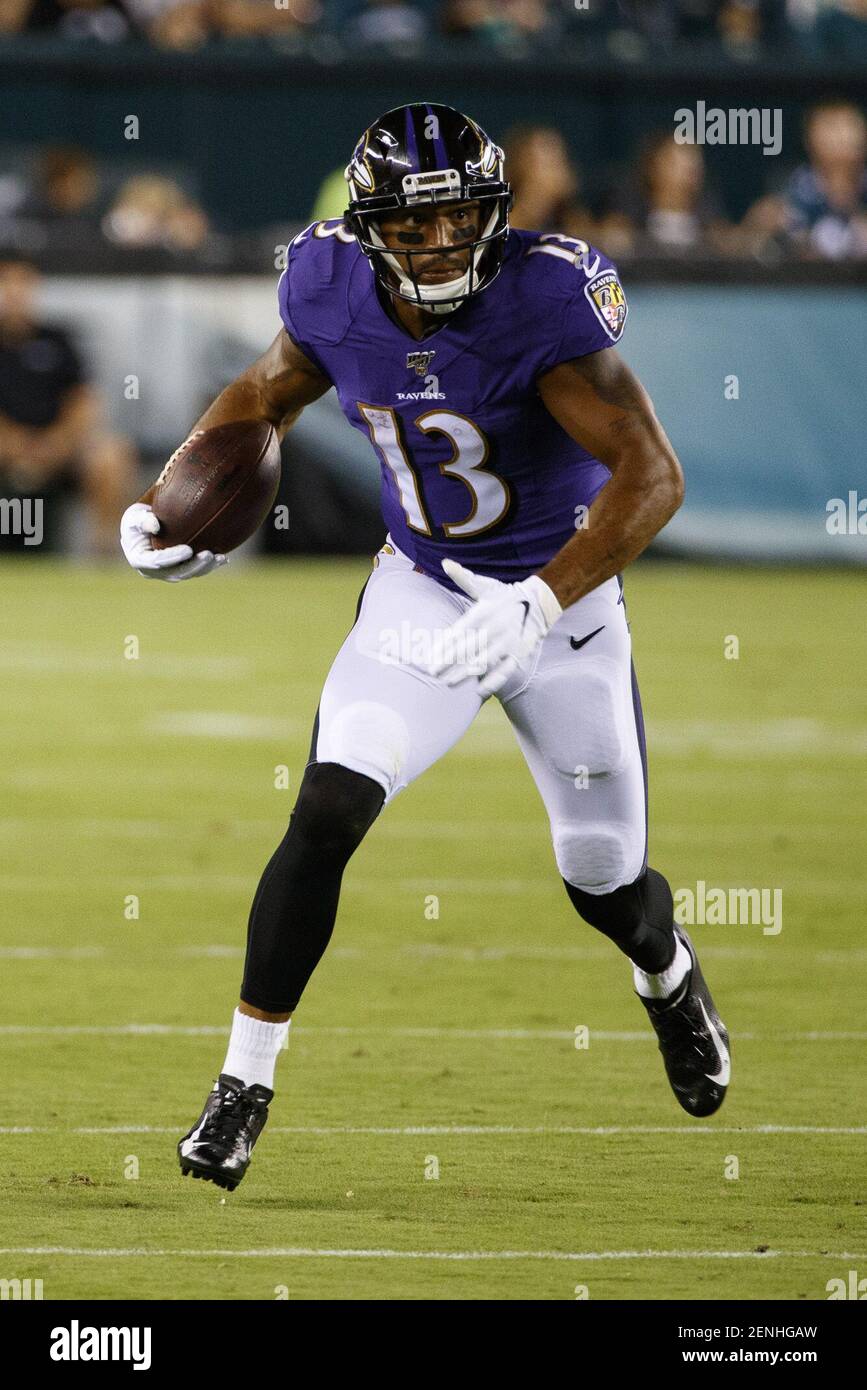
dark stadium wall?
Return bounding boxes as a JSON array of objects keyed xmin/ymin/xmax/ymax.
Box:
[{"xmin": 2, "ymin": 44, "xmax": 866, "ymax": 230}]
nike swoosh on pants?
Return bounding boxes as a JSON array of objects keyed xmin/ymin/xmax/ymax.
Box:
[{"xmin": 569, "ymin": 625, "xmax": 605, "ymax": 651}]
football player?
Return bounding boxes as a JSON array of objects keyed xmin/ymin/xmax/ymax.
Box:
[{"xmin": 120, "ymin": 104, "xmax": 731, "ymax": 1191}]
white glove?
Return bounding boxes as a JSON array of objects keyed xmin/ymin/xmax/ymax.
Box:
[
  {"xmin": 426, "ymin": 558, "xmax": 563, "ymax": 697},
  {"xmin": 120, "ymin": 502, "xmax": 227, "ymax": 582}
]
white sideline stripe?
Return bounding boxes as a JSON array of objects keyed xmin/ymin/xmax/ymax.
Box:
[
  {"xmin": 1, "ymin": 1024, "xmax": 865, "ymax": 1041},
  {"xmin": 403, "ymin": 944, "xmax": 766, "ymax": 962},
  {"xmin": 650, "ymin": 718, "xmax": 867, "ymax": 759},
  {"xmin": 0, "ymin": 648, "xmax": 250, "ymax": 678},
  {"xmin": 0, "ymin": 942, "xmax": 862, "ymax": 965},
  {"xmin": 149, "ymin": 712, "xmax": 305, "ymax": 739},
  {"xmin": 0, "ymin": 817, "xmax": 855, "ymax": 847},
  {"xmin": 1, "ymin": 1124, "xmax": 863, "ymax": 1137},
  {"xmin": 0, "ymin": 876, "xmax": 558, "ymax": 894},
  {"xmin": 0, "ymin": 946, "xmax": 105, "ymax": 959},
  {"xmin": 0, "ymin": 943, "xmax": 788, "ymax": 963},
  {"xmin": 0, "ymin": 1246, "xmax": 864, "ymax": 1263},
  {"xmin": 0, "ymin": 874, "xmax": 858, "ymax": 895}
]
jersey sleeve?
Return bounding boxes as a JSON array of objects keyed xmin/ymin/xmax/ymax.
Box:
[
  {"xmin": 528, "ymin": 240, "xmax": 628, "ymax": 375},
  {"xmin": 277, "ymin": 254, "xmax": 331, "ymax": 380},
  {"xmin": 277, "ymin": 225, "xmax": 345, "ymax": 383},
  {"xmin": 276, "ymin": 220, "xmax": 363, "ymax": 382}
]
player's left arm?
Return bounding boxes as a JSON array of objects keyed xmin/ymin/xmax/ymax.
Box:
[{"xmin": 535, "ymin": 347, "xmax": 684, "ymax": 608}]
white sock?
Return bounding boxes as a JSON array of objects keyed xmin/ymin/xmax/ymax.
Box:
[
  {"xmin": 633, "ymin": 937, "xmax": 691, "ymax": 1001},
  {"xmin": 221, "ymin": 1008, "xmax": 289, "ymax": 1091}
]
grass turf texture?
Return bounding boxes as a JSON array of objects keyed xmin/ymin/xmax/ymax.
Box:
[{"xmin": 0, "ymin": 556, "xmax": 864, "ymax": 1301}]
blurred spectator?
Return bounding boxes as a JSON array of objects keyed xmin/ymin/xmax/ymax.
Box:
[
  {"xmin": 20, "ymin": 147, "xmax": 102, "ymax": 230},
  {"xmin": 146, "ymin": 0, "xmax": 208, "ymax": 47},
  {"xmin": 101, "ymin": 175, "xmax": 210, "ymax": 252},
  {"xmin": 206, "ymin": 0, "xmax": 320, "ymax": 41},
  {"xmin": 0, "ymin": 0, "xmax": 138, "ymax": 40},
  {"xmin": 0, "ymin": 254, "xmax": 136, "ymax": 553},
  {"xmin": 614, "ymin": 0, "xmax": 789, "ymax": 52},
  {"xmin": 817, "ymin": 0, "xmax": 867, "ymax": 58},
  {"xmin": 0, "ymin": 0, "xmax": 320, "ymax": 44},
  {"xmin": 148, "ymin": 0, "xmax": 319, "ymax": 47},
  {"xmin": 743, "ymin": 102, "xmax": 867, "ymax": 259},
  {"xmin": 348, "ymin": 0, "xmax": 429, "ymax": 44},
  {"xmin": 504, "ymin": 124, "xmax": 593, "ymax": 236},
  {"xmin": 615, "ymin": 132, "xmax": 736, "ymax": 256},
  {"xmin": 717, "ymin": 0, "xmax": 763, "ymax": 55},
  {"xmin": 443, "ymin": 0, "xmax": 561, "ymax": 45}
]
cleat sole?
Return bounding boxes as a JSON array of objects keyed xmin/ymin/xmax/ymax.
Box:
[{"xmin": 178, "ymin": 1157, "xmax": 244, "ymax": 1191}]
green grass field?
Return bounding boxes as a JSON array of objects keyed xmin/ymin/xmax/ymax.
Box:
[{"xmin": 0, "ymin": 555, "xmax": 864, "ymax": 1302}]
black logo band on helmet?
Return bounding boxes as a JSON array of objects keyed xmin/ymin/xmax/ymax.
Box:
[{"xmin": 344, "ymin": 103, "xmax": 513, "ymax": 313}]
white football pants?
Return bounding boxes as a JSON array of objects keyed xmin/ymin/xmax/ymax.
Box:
[{"xmin": 311, "ymin": 537, "xmax": 649, "ymax": 895}]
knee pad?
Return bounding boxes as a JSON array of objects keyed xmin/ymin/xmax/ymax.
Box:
[
  {"xmin": 530, "ymin": 659, "xmax": 630, "ymax": 778},
  {"xmin": 317, "ymin": 700, "xmax": 411, "ymax": 799},
  {"xmin": 553, "ymin": 820, "xmax": 645, "ymax": 895},
  {"xmin": 291, "ymin": 761, "xmax": 384, "ymax": 857}
]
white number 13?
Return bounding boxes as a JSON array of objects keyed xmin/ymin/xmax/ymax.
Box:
[{"xmin": 358, "ymin": 404, "xmax": 511, "ymax": 539}]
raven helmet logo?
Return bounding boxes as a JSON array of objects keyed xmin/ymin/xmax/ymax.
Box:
[
  {"xmin": 466, "ymin": 139, "xmax": 502, "ymax": 181},
  {"xmin": 346, "ymin": 131, "xmax": 378, "ymax": 193},
  {"xmin": 406, "ymin": 349, "xmax": 436, "ymax": 377}
]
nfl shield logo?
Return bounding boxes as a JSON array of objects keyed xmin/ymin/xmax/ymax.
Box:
[{"xmin": 406, "ymin": 350, "xmax": 436, "ymax": 377}]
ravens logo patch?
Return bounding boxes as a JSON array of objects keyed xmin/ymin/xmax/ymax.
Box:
[{"xmin": 585, "ymin": 270, "xmax": 627, "ymax": 341}]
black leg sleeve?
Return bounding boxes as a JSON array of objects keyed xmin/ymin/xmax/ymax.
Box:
[
  {"xmin": 563, "ymin": 866, "xmax": 677, "ymax": 974},
  {"xmin": 240, "ymin": 762, "xmax": 385, "ymax": 1014}
]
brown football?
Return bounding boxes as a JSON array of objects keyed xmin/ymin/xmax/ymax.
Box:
[{"xmin": 151, "ymin": 420, "xmax": 281, "ymax": 555}]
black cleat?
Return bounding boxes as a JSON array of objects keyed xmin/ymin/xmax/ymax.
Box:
[
  {"xmin": 638, "ymin": 926, "xmax": 731, "ymax": 1118},
  {"xmin": 177, "ymin": 1073, "xmax": 272, "ymax": 1191}
]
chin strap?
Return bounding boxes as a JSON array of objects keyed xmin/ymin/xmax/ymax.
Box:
[{"xmin": 424, "ymin": 295, "xmax": 466, "ymax": 317}]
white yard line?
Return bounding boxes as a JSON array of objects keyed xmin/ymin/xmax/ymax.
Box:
[
  {"xmin": 0, "ymin": 650, "xmax": 250, "ymax": 678},
  {"xmin": 0, "ymin": 1024, "xmax": 864, "ymax": 1041},
  {"xmin": 0, "ymin": 941, "xmax": 862, "ymax": 965},
  {"xmin": 0, "ymin": 1246, "xmax": 863, "ymax": 1263},
  {"xmin": 0, "ymin": 947, "xmax": 105, "ymax": 959},
  {"xmin": 1, "ymin": 1124, "xmax": 863, "ymax": 1137},
  {"xmin": 0, "ymin": 817, "xmax": 856, "ymax": 846},
  {"xmin": 0, "ymin": 874, "xmax": 859, "ymax": 896}
]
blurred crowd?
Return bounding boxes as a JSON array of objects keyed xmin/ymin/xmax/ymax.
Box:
[
  {"xmin": 503, "ymin": 102, "xmax": 867, "ymax": 260},
  {"xmin": 4, "ymin": 99, "xmax": 863, "ymax": 264},
  {"xmin": 0, "ymin": 0, "xmax": 866, "ymax": 56},
  {"xmin": 0, "ymin": 147, "xmax": 216, "ymax": 257},
  {"xmin": 1, "ymin": 96, "xmax": 863, "ymax": 557}
]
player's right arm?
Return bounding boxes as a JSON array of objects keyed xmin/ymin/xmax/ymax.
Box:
[{"xmin": 121, "ymin": 330, "xmax": 330, "ymax": 581}]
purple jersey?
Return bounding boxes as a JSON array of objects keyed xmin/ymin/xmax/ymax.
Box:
[{"xmin": 278, "ymin": 221, "xmax": 627, "ymax": 588}]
